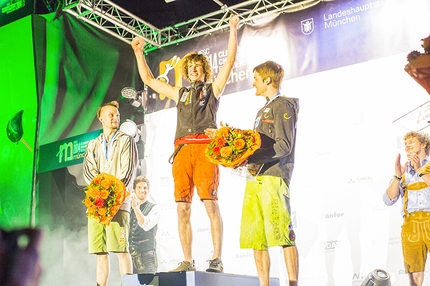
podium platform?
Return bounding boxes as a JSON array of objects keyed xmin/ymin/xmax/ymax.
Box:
[{"xmin": 122, "ymin": 271, "xmax": 280, "ymax": 286}]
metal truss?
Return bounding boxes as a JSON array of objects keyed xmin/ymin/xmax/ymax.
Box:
[{"xmin": 62, "ymin": 0, "xmax": 319, "ymax": 52}]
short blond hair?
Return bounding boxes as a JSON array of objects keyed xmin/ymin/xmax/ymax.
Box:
[
  {"xmin": 97, "ymin": 100, "xmax": 119, "ymax": 118},
  {"xmin": 253, "ymin": 61, "xmax": 284, "ymax": 89}
]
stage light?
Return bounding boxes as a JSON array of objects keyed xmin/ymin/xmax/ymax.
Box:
[
  {"xmin": 360, "ymin": 269, "xmax": 391, "ymax": 286},
  {"xmin": 121, "ymin": 86, "xmax": 151, "ymax": 112},
  {"xmin": 120, "ymin": 119, "xmax": 141, "ymax": 143},
  {"xmin": 121, "ymin": 87, "xmax": 142, "ymax": 108}
]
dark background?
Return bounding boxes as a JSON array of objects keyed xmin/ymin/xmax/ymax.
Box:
[{"xmin": 35, "ymin": 0, "xmax": 308, "ymax": 28}]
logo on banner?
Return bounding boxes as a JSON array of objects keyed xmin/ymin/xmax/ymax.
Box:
[
  {"xmin": 320, "ymin": 240, "xmax": 341, "ymax": 251},
  {"xmin": 301, "ymin": 18, "xmax": 314, "ymax": 35}
]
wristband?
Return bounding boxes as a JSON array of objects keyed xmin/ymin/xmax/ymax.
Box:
[
  {"xmin": 419, "ymin": 173, "xmax": 425, "ymax": 177},
  {"xmin": 394, "ymin": 175, "xmax": 402, "ymax": 181}
]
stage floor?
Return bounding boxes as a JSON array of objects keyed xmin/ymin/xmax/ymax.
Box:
[{"xmin": 122, "ymin": 271, "xmax": 280, "ymax": 286}]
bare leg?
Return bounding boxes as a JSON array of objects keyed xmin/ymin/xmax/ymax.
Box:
[
  {"xmin": 96, "ymin": 254, "xmax": 109, "ymax": 286},
  {"xmin": 117, "ymin": 252, "xmax": 132, "ymax": 281},
  {"xmin": 177, "ymin": 202, "xmax": 193, "ymax": 262},
  {"xmin": 203, "ymin": 200, "xmax": 223, "ymax": 260},
  {"xmin": 283, "ymin": 245, "xmax": 299, "ymax": 286},
  {"xmin": 254, "ymin": 249, "xmax": 270, "ymax": 286},
  {"xmin": 409, "ymin": 272, "xmax": 424, "ymax": 286}
]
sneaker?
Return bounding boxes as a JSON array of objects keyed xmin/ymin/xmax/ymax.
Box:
[
  {"xmin": 168, "ymin": 261, "xmax": 196, "ymax": 272},
  {"xmin": 206, "ymin": 258, "xmax": 223, "ymax": 273}
]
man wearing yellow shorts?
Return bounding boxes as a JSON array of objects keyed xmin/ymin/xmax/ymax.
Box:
[
  {"xmin": 384, "ymin": 131, "xmax": 430, "ymax": 286},
  {"xmin": 241, "ymin": 61, "xmax": 299, "ymax": 286},
  {"xmin": 83, "ymin": 101, "xmax": 138, "ymax": 286}
]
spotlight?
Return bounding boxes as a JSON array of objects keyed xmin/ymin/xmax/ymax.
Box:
[
  {"xmin": 121, "ymin": 87, "xmax": 142, "ymax": 108},
  {"xmin": 361, "ymin": 269, "xmax": 391, "ymax": 286},
  {"xmin": 120, "ymin": 119, "xmax": 141, "ymax": 143},
  {"xmin": 121, "ymin": 86, "xmax": 155, "ymax": 113}
]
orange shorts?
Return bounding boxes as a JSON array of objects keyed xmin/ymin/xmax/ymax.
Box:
[{"xmin": 172, "ymin": 144, "xmax": 219, "ymax": 203}]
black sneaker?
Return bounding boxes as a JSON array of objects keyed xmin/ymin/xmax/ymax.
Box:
[{"xmin": 206, "ymin": 258, "xmax": 223, "ymax": 273}]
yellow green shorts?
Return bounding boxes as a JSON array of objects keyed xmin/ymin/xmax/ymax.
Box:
[
  {"xmin": 401, "ymin": 211, "xmax": 430, "ymax": 273},
  {"xmin": 88, "ymin": 210, "xmax": 130, "ymax": 254},
  {"xmin": 240, "ymin": 176, "xmax": 296, "ymax": 250}
]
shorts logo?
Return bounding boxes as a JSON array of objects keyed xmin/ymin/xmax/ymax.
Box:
[
  {"xmin": 301, "ymin": 18, "xmax": 314, "ymax": 35},
  {"xmin": 212, "ymin": 190, "xmax": 217, "ymax": 196},
  {"xmin": 289, "ymin": 230, "xmax": 296, "ymax": 241},
  {"xmin": 119, "ymin": 229, "xmax": 125, "ymax": 243}
]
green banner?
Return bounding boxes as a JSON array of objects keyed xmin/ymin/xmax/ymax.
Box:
[
  {"xmin": 38, "ymin": 129, "xmax": 102, "ymax": 173},
  {"xmin": 0, "ymin": 0, "xmax": 34, "ymax": 28}
]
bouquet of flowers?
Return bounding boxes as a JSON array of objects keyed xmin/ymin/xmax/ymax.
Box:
[
  {"xmin": 83, "ymin": 173, "xmax": 128, "ymax": 225},
  {"xmin": 205, "ymin": 124, "xmax": 261, "ymax": 168},
  {"xmin": 405, "ymin": 35, "xmax": 430, "ymax": 94}
]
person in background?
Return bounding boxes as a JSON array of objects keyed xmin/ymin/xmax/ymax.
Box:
[
  {"xmin": 130, "ymin": 14, "xmax": 239, "ymax": 273},
  {"xmin": 129, "ymin": 176, "xmax": 160, "ymax": 274},
  {"xmin": 240, "ymin": 61, "xmax": 300, "ymax": 286},
  {"xmin": 83, "ymin": 100, "xmax": 138, "ymax": 286},
  {"xmin": 0, "ymin": 228, "xmax": 42, "ymax": 286},
  {"xmin": 383, "ymin": 131, "xmax": 430, "ymax": 286}
]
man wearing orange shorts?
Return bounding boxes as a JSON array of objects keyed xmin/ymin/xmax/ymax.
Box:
[
  {"xmin": 131, "ymin": 14, "xmax": 239, "ymax": 273},
  {"xmin": 384, "ymin": 131, "xmax": 430, "ymax": 286}
]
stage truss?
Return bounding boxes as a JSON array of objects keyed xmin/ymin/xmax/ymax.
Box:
[{"xmin": 62, "ymin": 0, "xmax": 319, "ymax": 52}]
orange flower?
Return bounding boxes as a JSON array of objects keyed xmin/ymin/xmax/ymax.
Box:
[
  {"xmin": 88, "ymin": 187, "xmax": 100, "ymax": 198},
  {"xmin": 100, "ymin": 190, "xmax": 110, "ymax": 200},
  {"xmin": 82, "ymin": 173, "xmax": 128, "ymax": 225},
  {"xmin": 217, "ymin": 126, "xmax": 229, "ymax": 137},
  {"xmin": 220, "ymin": 146, "xmax": 233, "ymax": 158},
  {"xmin": 101, "ymin": 179, "xmax": 113, "ymax": 190},
  {"xmin": 234, "ymin": 138, "xmax": 245, "ymax": 150},
  {"xmin": 84, "ymin": 197, "xmax": 92, "ymax": 208},
  {"xmin": 88, "ymin": 205, "xmax": 97, "ymax": 214},
  {"xmin": 205, "ymin": 123, "xmax": 261, "ymax": 168},
  {"xmin": 98, "ymin": 208, "xmax": 107, "ymax": 216}
]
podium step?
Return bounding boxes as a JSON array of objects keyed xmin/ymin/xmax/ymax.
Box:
[{"xmin": 123, "ymin": 271, "xmax": 280, "ymax": 286}]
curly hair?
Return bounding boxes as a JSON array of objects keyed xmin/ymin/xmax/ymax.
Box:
[
  {"xmin": 181, "ymin": 51, "xmax": 213, "ymax": 82},
  {"xmin": 404, "ymin": 131, "xmax": 430, "ymax": 155},
  {"xmin": 253, "ymin": 61, "xmax": 284, "ymax": 89}
]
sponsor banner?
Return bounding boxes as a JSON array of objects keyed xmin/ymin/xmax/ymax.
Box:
[
  {"xmin": 144, "ymin": 0, "xmax": 430, "ymax": 113},
  {"xmin": 38, "ymin": 129, "xmax": 101, "ymax": 173}
]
